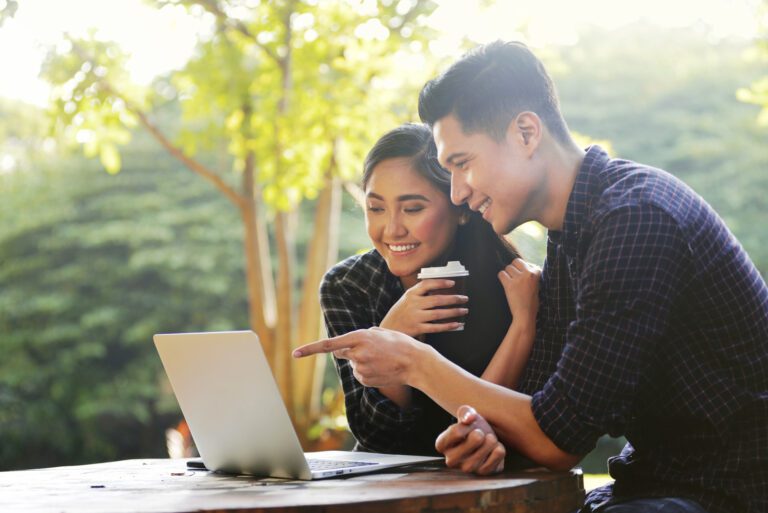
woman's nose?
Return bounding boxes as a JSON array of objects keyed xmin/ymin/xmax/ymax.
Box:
[{"xmin": 384, "ymin": 213, "xmax": 407, "ymax": 238}]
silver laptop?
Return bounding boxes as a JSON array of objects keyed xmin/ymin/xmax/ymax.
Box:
[{"xmin": 153, "ymin": 330, "xmax": 442, "ymax": 479}]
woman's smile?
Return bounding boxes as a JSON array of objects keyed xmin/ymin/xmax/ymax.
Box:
[{"xmin": 387, "ymin": 243, "xmax": 420, "ymax": 255}]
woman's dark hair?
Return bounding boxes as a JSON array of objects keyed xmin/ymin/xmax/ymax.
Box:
[{"xmin": 361, "ymin": 123, "xmax": 519, "ymax": 273}]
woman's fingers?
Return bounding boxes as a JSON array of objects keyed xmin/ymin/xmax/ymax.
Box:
[
  {"xmin": 427, "ymin": 306, "xmax": 468, "ymax": 321},
  {"xmin": 412, "ymin": 278, "xmax": 458, "ymax": 294},
  {"xmin": 423, "ymin": 294, "xmax": 468, "ymax": 308},
  {"xmin": 421, "ymin": 320, "xmax": 464, "ymax": 333}
]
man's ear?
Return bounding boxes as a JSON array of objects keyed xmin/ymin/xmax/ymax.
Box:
[{"xmin": 507, "ymin": 111, "xmax": 542, "ymax": 156}]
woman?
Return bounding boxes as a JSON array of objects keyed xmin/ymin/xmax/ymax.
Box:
[{"xmin": 320, "ymin": 123, "xmax": 539, "ymax": 455}]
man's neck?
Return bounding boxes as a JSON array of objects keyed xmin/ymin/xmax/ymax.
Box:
[{"xmin": 536, "ymin": 137, "xmax": 585, "ymax": 231}]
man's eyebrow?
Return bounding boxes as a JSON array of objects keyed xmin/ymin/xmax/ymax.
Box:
[{"xmin": 445, "ymin": 152, "xmax": 468, "ymax": 165}]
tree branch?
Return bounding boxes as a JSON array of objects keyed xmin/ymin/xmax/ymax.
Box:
[
  {"xmin": 130, "ymin": 107, "xmax": 245, "ymax": 209},
  {"xmin": 68, "ymin": 38, "xmax": 244, "ymax": 209},
  {"xmin": 343, "ymin": 180, "xmax": 365, "ymax": 208},
  {"xmin": 195, "ymin": 0, "xmax": 281, "ymax": 65}
]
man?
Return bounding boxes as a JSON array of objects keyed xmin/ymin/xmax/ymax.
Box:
[{"xmin": 295, "ymin": 41, "xmax": 768, "ymax": 512}]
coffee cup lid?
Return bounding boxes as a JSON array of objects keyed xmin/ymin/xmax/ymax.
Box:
[{"xmin": 417, "ymin": 261, "xmax": 469, "ymax": 279}]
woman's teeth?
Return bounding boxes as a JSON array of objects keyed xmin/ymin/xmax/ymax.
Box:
[
  {"xmin": 389, "ymin": 243, "xmax": 418, "ymax": 253},
  {"xmin": 478, "ymin": 198, "xmax": 491, "ymax": 214}
]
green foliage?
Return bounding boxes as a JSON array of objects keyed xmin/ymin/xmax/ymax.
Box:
[
  {"xmin": 31, "ymin": 1, "xmax": 444, "ymax": 463},
  {"xmin": 45, "ymin": 0, "xmax": 439, "ymax": 210},
  {"xmin": 552, "ymin": 24, "xmax": 768, "ymax": 278},
  {"xmin": 737, "ymin": 0, "xmax": 768, "ymax": 125},
  {"xmin": 0, "ymin": 126, "xmax": 248, "ymax": 470},
  {"xmin": 41, "ymin": 37, "xmax": 144, "ymax": 174}
]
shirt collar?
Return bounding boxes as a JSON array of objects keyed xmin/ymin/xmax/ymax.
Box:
[{"xmin": 550, "ymin": 145, "xmax": 610, "ymax": 252}]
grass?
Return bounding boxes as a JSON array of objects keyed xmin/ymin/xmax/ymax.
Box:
[{"xmin": 584, "ymin": 474, "xmax": 613, "ymax": 491}]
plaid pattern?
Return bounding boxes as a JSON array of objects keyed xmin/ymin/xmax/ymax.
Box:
[
  {"xmin": 320, "ymin": 251, "xmax": 420, "ymax": 454},
  {"xmin": 529, "ymin": 146, "xmax": 768, "ymax": 513},
  {"xmin": 320, "ymin": 248, "xmax": 515, "ymax": 455}
]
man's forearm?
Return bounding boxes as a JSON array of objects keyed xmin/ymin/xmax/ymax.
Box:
[{"xmin": 407, "ymin": 343, "xmax": 580, "ymax": 470}]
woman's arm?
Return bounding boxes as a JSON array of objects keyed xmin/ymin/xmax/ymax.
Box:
[
  {"xmin": 480, "ymin": 259, "xmax": 540, "ymax": 389},
  {"xmin": 480, "ymin": 313, "xmax": 535, "ymax": 389}
]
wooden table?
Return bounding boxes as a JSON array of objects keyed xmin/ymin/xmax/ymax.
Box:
[{"xmin": 0, "ymin": 458, "xmax": 584, "ymax": 513}]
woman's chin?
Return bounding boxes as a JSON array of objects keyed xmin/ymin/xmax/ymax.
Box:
[{"xmin": 388, "ymin": 266, "xmax": 418, "ymax": 278}]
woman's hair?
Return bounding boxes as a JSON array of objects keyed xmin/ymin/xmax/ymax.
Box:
[{"xmin": 361, "ymin": 123, "xmax": 519, "ymax": 273}]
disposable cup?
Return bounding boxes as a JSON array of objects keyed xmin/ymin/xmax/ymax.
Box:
[{"xmin": 417, "ymin": 261, "xmax": 469, "ymax": 331}]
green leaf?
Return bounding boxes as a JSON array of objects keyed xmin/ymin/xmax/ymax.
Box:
[{"xmin": 99, "ymin": 143, "xmax": 121, "ymax": 174}]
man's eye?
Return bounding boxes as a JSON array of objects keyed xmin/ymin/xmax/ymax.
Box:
[{"xmin": 455, "ymin": 160, "xmax": 468, "ymax": 170}]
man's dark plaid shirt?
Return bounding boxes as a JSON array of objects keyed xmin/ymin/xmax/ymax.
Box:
[{"xmin": 526, "ymin": 146, "xmax": 768, "ymax": 513}]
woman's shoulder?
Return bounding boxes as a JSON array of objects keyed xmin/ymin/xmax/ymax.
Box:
[{"xmin": 321, "ymin": 249, "xmax": 389, "ymax": 295}]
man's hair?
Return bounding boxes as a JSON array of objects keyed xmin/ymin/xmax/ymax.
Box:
[{"xmin": 418, "ymin": 40, "xmax": 570, "ymax": 143}]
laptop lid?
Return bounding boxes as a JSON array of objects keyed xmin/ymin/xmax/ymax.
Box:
[
  {"xmin": 154, "ymin": 330, "xmax": 313, "ymax": 479},
  {"xmin": 153, "ymin": 331, "xmax": 442, "ymax": 480}
]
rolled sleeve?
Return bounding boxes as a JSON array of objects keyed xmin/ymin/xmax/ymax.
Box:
[{"xmin": 531, "ymin": 375, "xmax": 602, "ymax": 455}]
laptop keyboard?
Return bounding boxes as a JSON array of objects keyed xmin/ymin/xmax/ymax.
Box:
[{"xmin": 307, "ymin": 459, "xmax": 378, "ymax": 471}]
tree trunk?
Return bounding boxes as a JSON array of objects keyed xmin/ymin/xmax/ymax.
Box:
[
  {"xmin": 274, "ymin": 211, "xmax": 295, "ymax": 413},
  {"xmin": 294, "ymin": 158, "xmax": 342, "ymax": 429},
  {"xmin": 272, "ymin": 0, "xmax": 296, "ymax": 415},
  {"xmin": 240, "ymin": 150, "xmax": 276, "ymax": 359}
]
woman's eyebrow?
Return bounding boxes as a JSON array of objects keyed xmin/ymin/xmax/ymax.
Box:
[
  {"xmin": 365, "ymin": 192, "xmax": 430, "ymax": 202},
  {"xmin": 397, "ymin": 194, "xmax": 430, "ymax": 202}
]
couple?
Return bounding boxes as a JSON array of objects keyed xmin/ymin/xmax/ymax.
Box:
[{"xmin": 294, "ymin": 41, "xmax": 768, "ymax": 513}]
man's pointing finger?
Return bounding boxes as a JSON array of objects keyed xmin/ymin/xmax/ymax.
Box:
[{"xmin": 292, "ymin": 332, "xmax": 360, "ymax": 358}]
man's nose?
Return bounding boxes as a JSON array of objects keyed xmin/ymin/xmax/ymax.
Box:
[{"xmin": 450, "ymin": 171, "xmax": 470, "ymax": 206}]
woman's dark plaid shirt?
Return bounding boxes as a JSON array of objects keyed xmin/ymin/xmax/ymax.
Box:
[
  {"xmin": 529, "ymin": 146, "xmax": 768, "ymax": 513},
  {"xmin": 320, "ymin": 249, "xmax": 519, "ymax": 456},
  {"xmin": 320, "ymin": 252, "xmax": 417, "ymax": 452}
]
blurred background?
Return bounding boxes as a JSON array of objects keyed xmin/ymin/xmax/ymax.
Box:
[{"xmin": 0, "ymin": 0, "xmax": 766, "ymax": 478}]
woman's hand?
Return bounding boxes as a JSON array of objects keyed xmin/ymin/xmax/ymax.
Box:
[
  {"xmin": 481, "ymin": 259, "xmax": 540, "ymax": 390},
  {"xmin": 498, "ymin": 258, "xmax": 541, "ymax": 321},
  {"xmin": 379, "ymin": 279, "xmax": 468, "ymax": 337}
]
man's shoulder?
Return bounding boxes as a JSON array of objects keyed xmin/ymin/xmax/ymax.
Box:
[{"xmin": 594, "ymin": 157, "xmax": 707, "ymax": 228}]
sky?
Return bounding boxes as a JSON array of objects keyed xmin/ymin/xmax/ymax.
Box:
[{"xmin": 0, "ymin": 0, "xmax": 763, "ymax": 106}]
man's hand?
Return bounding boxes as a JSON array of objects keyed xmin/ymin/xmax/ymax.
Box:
[
  {"xmin": 435, "ymin": 405, "xmax": 506, "ymax": 475},
  {"xmin": 293, "ymin": 327, "xmax": 429, "ymax": 388}
]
